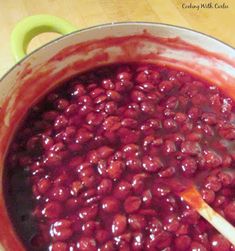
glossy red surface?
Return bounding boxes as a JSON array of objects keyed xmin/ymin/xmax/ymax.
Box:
[{"xmin": 4, "ymin": 63, "xmax": 235, "ymax": 251}]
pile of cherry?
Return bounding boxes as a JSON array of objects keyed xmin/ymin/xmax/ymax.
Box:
[{"xmin": 5, "ymin": 63, "xmax": 235, "ymax": 251}]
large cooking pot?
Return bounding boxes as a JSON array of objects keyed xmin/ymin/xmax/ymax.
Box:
[{"xmin": 0, "ymin": 15, "xmax": 235, "ymax": 250}]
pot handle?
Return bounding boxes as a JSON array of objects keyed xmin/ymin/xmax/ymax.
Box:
[{"xmin": 11, "ymin": 14, "xmax": 77, "ymax": 61}]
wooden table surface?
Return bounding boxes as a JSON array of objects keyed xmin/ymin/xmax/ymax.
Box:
[{"xmin": 0, "ymin": 0, "xmax": 234, "ymax": 78}]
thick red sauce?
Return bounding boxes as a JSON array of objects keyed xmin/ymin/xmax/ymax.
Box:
[{"xmin": 4, "ymin": 62, "xmax": 235, "ymax": 251}]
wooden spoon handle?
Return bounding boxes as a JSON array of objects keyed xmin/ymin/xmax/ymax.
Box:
[
  {"xmin": 199, "ymin": 202, "xmax": 235, "ymax": 246},
  {"xmin": 181, "ymin": 186, "xmax": 235, "ymax": 246}
]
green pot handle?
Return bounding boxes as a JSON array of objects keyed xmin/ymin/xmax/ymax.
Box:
[{"xmin": 11, "ymin": 14, "xmax": 77, "ymax": 61}]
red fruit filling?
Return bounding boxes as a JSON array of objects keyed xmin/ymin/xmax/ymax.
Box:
[{"xmin": 4, "ymin": 63, "xmax": 235, "ymax": 251}]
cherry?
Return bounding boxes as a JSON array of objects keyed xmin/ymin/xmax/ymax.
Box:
[
  {"xmin": 111, "ymin": 214, "xmax": 127, "ymax": 236},
  {"xmin": 101, "ymin": 197, "xmax": 120, "ymax": 213},
  {"xmin": 49, "ymin": 242, "xmax": 68, "ymax": 251},
  {"xmin": 142, "ymin": 156, "xmax": 163, "ymax": 172},
  {"xmin": 6, "ymin": 62, "xmax": 235, "ymax": 251},
  {"xmin": 76, "ymin": 237, "xmax": 97, "ymax": 251},
  {"xmin": 128, "ymin": 214, "xmax": 146, "ymax": 231},
  {"xmin": 210, "ymin": 234, "xmax": 230, "ymax": 251},
  {"xmin": 174, "ymin": 235, "xmax": 191, "ymax": 250},
  {"xmin": 224, "ymin": 201, "xmax": 235, "ymax": 221},
  {"xmin": 50, "ymin": 219, "xmax": 73, "ymax": 241},
  {"xmin": 42, "ymin": 202, "xmax": 62, "ymax": 219},
  {"xmin": 181, "ymin": 157, "xmax": 197, "ymax": 176},
  {"xmin": 124, "ymin": 196, "xmax": 141, "ymax": 213}
]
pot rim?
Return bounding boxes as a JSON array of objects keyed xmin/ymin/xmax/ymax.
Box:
[
  {"xmin": 1, "ymin": 21, "xmax": 234, "ymax": 83},
  {"xmin": 1, "ymin": 20, "xmax": 235, "ymax": 250}
]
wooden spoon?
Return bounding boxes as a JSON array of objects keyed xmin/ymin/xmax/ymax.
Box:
[{"xmin": 180, "ymin": 185, "xmax": 235, "ymax": 246}]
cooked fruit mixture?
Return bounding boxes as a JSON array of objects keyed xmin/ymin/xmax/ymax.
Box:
[{"xmin": 4, "ymin": 63, "xmax": 235, "ymax": 251}]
